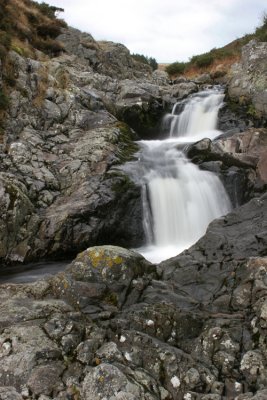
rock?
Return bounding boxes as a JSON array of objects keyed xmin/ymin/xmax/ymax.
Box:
[
  {"xmin": 0, "ymin": 173, "xmax": 39, "ymax": 262},
  {"xmin": 193, "ymin": 73, "xmax": 212, "ymax": 85},
  {"xmin": 240, "ymin": 350, "xmax": 267, "ymax": 386},
  {"xmin": 57, "ymin": 27, "xmax": 152, "ymax": 79},
  {"xmin": 228, "ymin": 40, "xmax": 267, "ymax": 120},
  {"xmin": 0, "ymin": 190, "xmax": 266, "ymax": 398},
  {"xmin": 82, "ymin": 363, "xmax": 143, "ymax": 399},
  {"xmin": 97, "ymin": 41, "xmax": 152, "ymax": 79},
  {"xmin": 218, "ymin": 100, "xmax": 253, "ymax": 135},
  {"xmin": 0, "ymin": 324, "xmax": 62, "ymax": 391},
  {"xmin": 152, "ymin": 70, "xmax": 169, "ymax": 86},
  {"xmin": 186, "ymin": 128, "xmax": 267, "ymax": 205},
  {"xmin": 0, "ymin": 387, "xmax": 23, "ymax": 400},
  {"xmin": 52, "ymin": 245, "xmax": 155, "ymax": 309},
  {"xmin": 0, "ymin": 62, "xmax": 146, "ymax": 263},
  {"xmin": 115, "ymin": 79, "xmax": 165, "ymax": 138},
  {"xmin": 27, "ymin": 362, "xmax": 65, "ymax": 396},
  {"xmin": 210, "ymin": 64, "xmax": 228, "ymax": 81},
  {"xmin": 171, "ymin": 82, "xmax": 198, "ymax": 99}
]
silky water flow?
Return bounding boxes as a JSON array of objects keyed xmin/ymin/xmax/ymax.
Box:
[{"xmin": 131, "ymin": 87, "xmax": 232, "ymax": 263}]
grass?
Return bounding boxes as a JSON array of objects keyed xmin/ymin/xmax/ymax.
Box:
[{"xmin": 0, "ymin": 0, "xmax": 67, "ymax": 61}]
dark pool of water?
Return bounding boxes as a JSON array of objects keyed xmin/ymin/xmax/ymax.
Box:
[{"xmin": 0, "ymin": 260, "xmax": 71, "ymax": 284}]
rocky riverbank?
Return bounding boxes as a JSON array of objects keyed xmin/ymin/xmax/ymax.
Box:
[{"xmin": 0, "ymin": 190, "xmax": 267, "ymax": 399}]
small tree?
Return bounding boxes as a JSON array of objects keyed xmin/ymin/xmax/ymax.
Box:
[
  {"xmin": 131, "ymin": 53, "xmax": 158, "ymax": 70},
  {"xmin": 148, "ymin": 57, "xmax": 158, "ymax": 71}
]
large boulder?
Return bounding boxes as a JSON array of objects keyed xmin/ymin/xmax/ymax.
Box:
[
  {"xmin": 228, "ymin": 40, "xmax": 267, "ymax": 121},
  {"xmin": 51, "ymin": 245, "xmax": 155, "ymax": 310},
  {"xmin": 115, "ymin": 79, "xmax": 165, "ymax": 138}
]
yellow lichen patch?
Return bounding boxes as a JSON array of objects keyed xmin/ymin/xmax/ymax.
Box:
[
  {"xmin": 113, "ymin": 256, "xmax": 123, "ymax": 265},
  {"xmin": 87, "ymin": 248, "xmax": 125, "ymax": 270},
  {"xmin": 88, "ymin": 249, "xmax": 105, "ymax": 268}
]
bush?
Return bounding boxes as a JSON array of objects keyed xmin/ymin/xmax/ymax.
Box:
[
  {"xmin": 210, "ymin": 47, "xmax": 235, "ymax": 59},
  {"xmin": 36, "ymin": 22, "xmax": 63, "ymax": 39},
  {"xmin": 33, "ymin": 37, "xmax": 64, "ymax": 55},
  {"xmin": 190, "ymin": 52, "xmax": 214, "ymax": 68},
  {"xmin": 165, "ymin": 61, "xmax": 187, "ymax": 76},
  {"xmin": 255, "ymin": 13, "xmax": 267, "ymax": 41},
  {"xmin": 0, "ymin": 31, "xmax": 11, "ymax": 49},
  {"xmin": 132, "ymin": 53, "xmax": 147, "ymax": 64},
  {"xmin": 0, "ymin": 44, "xmax": 7, "ymax": 60},
  {"xmin": 131, "ymin": 53, "xmax": 158, "ymax": 70},
  {"xmin": 148, "ymin": 57, "xmax": 158, "ymax": 70}
]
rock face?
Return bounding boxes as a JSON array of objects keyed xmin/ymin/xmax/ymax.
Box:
[
  {"xmin": 0, "ymin": 192, "xmax": 267, "ymax": 399},
  {"xmin": 0, "ymin": 49, "xmax": 146, "ymax": 263},
  {"xmin": 228, "ymin": 40, "xmax": 267, "ymax": 122},
  {"xmin": 0, "ymin": 37, "xmax": 161, "ymax": 263},
  {"xmin": 57, "ymin": 27, "xmax": 152, "ymax": 79},
  {"xmin": 186, "ymin": 128, "xmax": 267, "ymax": 207}
]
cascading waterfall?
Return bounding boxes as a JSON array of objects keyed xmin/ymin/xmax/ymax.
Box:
[
  {"xmin": 162, "ymin": 87, "xmax": 225, "ymax": 141},
  {"xmin": 134, "ymin": 87, "xmax": 232, "ymax": 263}
]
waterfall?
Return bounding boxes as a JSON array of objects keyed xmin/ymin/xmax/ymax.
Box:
[
  {"xmin": 162, "ymin": 87, "xmax": 225, "ymax": 141},
  {"xmin": 133, "ymin": 87, "xmax": 232, "ymax": 263}
]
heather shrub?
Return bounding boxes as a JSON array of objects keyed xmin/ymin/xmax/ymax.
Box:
[
  {"xmin": 190, "ymin": 53, "xmax": 214, "ymax": 68},
  {"xmin": 165, "ymin": 61, "xmax": 187, "ymax": 76},
  {"xmin": 131, "ymin": 53, "xmax": 158, "ymax": 70}
]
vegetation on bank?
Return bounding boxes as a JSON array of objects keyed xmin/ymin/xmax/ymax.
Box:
[
  {"xmin": 166, "ymin": 12, "xmax": 267, "ymax": 77},
  {"xmin": 131, "ymin": 53, "xmax": 158, "ymax": 71},
  {"xmin": 0, "ymin": 0, "xmax": 67, "ymax": 135},
  {"xmin": 0, "ymin": 0, "xmax": 66, "ymax": 62}
]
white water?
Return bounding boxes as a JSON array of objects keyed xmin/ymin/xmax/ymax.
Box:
[
  {"xmin": 163, "ymin": 87, "xmax": 225, "ymax": 141},
  {"xmin": 135, "ymin": 88, "xmax": 232, "ymax": 263}
]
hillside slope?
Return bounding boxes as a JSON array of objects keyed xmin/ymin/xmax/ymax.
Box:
[{"xmin": 165, "ymin": 13, "xmax": 267, "ymax": 79}]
